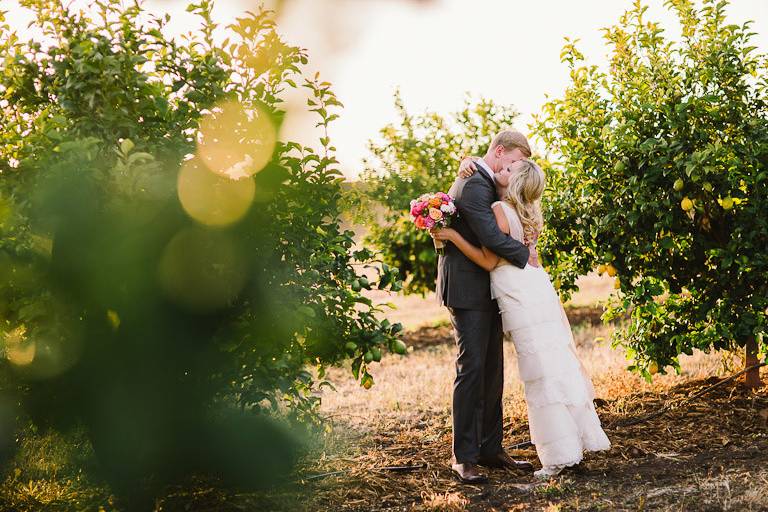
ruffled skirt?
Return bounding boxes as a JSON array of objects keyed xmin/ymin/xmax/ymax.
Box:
[{"xmin": 491, "ymin": 263, "xmax": 611, "ymax": 469}]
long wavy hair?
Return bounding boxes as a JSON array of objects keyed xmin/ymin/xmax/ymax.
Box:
[{"xmin": 503, "ymin": 159, "xmax": 545, "ymax": 245}]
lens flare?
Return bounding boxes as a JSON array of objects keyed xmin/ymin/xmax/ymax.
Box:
[
  {"xmin": 157, "ymin": 227, "xmax": 247, "ymax": 311},
  {"xmin": 177, "ymin": 159, "xmax": 255, "ymax": 227},
  {"xmin": 197, "ymin": 100, "xmax": 276, "ymax": 179}
]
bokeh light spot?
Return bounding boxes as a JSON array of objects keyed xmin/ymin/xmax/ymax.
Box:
[
  {"xmin": 177, "ymin": 159, "xmax": 255, "ymax": 227},
  {"xmin": 107, "ymin": 309, "xmax": 121, "ymax": 331},
  {"xmin": 157, "ymin": 227, "xmax": 247, "ymax": 312},
  {"xmin": 3, "ymin": 327, "xmax": 35, "ymax": 366},
  {"xmin": 197, "ymin": 100, "xmax": 277, "ymax": 179}
]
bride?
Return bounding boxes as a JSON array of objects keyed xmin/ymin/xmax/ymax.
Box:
[{"xmin": 430, "ymin": 158, "xmax": 610, "ymax": 478}]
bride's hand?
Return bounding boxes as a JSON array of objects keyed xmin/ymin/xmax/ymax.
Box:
[
  {"xmin": 527, "ymin": 242, "xmax": 541, "ymax": 267},
  {"xmin": 458, "ymin": 156, "xmax": 478, "ymax": 178},
  {"xmin": 430, "ymin": 228, "xmax": 456, "ymax": 241}
]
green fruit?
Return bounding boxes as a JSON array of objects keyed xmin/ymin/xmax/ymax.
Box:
[
  {"xmin": 392, "ymin": 339, "xmax": 407, "ymax": 355},
  {"xmin": 359, "ymin": 277, "xmax": 370, "ymax": 289},
  {"xmin": 604, "ymin": 252, "xmax": 615, "ymax": 263},
  {"xmin": 351, "ymin": 279, "xmax": 361, "ymax": 292},
  {"xmin": 361, "ymin": 374, "xmax": 374, "ymax": 389},
  {"xmin": 345, "ymin": 341, "xmax": 358, "ymax": 352},
  {"xmin": 364, "ymin": 351, "xmax": 374, "ymax": 363},
  {"xmin": 371, "ymin": 347, "xmax": 382, "ymax": 362},
  {"xmin": 673, "ymin": 178, "xmax": 684, "ymax": 191},
  {"xmin": 703, "ymin": 181, "xmax": 713, "ymax": 192}
]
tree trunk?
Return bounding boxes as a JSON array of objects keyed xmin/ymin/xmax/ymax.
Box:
[{"xmin": 744, "ymin": 336, "xmax": 763, "ymax": 389}]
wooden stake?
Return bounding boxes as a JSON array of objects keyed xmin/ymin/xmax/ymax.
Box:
[{"xmin": 745, "ymin": 336, "xmax": 763, "ymax": 389}]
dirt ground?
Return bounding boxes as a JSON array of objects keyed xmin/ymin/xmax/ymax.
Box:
[{"xmin": 290, "ymin": 320, "xmax": 768, "ymax": 512}]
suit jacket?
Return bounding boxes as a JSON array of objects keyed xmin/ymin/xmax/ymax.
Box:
[{"xmin": 437, "ymin": 168, "xmax": 530, "ymax": 311}]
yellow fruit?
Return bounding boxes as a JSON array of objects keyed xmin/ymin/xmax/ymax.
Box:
[
  {"xmin": 597, "ymin": 264, "xmax": 607, "ymax": 275},
  {"xmin": 673, "ymin": 178, "xmax": 684, "ymax": 191},
  {"xmin": 361, "ymin": 375, "xmax": 373, "ymax": 389},
  {"xmin": 721, "ymin": 197, "xmax": 734, "ymax": 210},
  {"xmin": 613, "ymin": 278, "xmax": 621, "ymax": 290},
  {"xmin": 681, "ymin": 197, "xmax": 693, "ymax": 211},
  {"xmin": 553, "ymin": 278, "xmax": 561, "ymax": 290},
  {"xmin": 606, "ymin": 264, "xmax": 617, "ymax": 277},
  {"xmin": 648, "ymin": 362, "xmax": 659, "ymax": 375}
]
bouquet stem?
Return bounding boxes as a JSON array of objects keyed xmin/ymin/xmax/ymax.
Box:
[{"xmin": 433, "ymin": 238, "xmax": 445, "ymax": 255}]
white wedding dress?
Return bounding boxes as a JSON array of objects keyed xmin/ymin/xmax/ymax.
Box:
[{"xmin": 490, "ymin": 201, "xmax": 610, "ymax": 476}]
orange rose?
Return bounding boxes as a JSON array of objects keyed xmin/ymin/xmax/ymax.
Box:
[
  {"xmin": 429, "ymin": 208, "xmax": 443, "ymax": 220},
  {"xmin": 429, "ymin": 197, "xmax": 442, "ymax": 208}
]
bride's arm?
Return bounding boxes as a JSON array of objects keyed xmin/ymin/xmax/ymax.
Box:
[
  {"xmin": 433, "ymin": 229, "xmax": 499, "ymax": 272},
  {"xmin": 458, "ymin": 156, "xmax": 481, "ymax": 179},
  {"xmin": 430, "ymin": 204, "xmax": 509, "ymax": 272}
]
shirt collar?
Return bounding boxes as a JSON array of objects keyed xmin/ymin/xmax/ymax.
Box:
[{"xmin": 476, "ymin": 158, "xmax": 495, "ymax": 182}]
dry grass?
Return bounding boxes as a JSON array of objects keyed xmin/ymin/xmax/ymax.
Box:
[
  {"xmin": 416, "ymin": 491, "xmax": 470, "ymax": 512},
  {"xmin": 299, "ymin": 281, "xmax": 768, "ymax": 511},
  {"xmin": 366, "ymin": 271, "xmax": 616, "ymax": 330},
  {"xmin": 319, "ymin": 320, "xmax": 741, "ymax": 431},
  {"xmin": 301, "ymin": 323, "xmax": 768, "ymax": 511}
]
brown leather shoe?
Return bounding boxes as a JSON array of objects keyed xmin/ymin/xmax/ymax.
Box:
[
  {"xmin": 478, "ymin": 451, "xmax": 534, "ymax": 471},
  {"xmin": 451, "ymin": 463, "xmax": 489, "ymax": 484}
]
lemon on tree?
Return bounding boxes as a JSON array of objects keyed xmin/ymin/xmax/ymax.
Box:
[{"xmin": 534, "ymin": 0, "xmax": 768, "ymax": 388}]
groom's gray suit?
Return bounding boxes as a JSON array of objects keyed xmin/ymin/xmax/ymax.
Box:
[{"xmin": 437, "ymin": 162, "xmax": 529, "ymax": 464}]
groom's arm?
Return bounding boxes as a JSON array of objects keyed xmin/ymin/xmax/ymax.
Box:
[{"xmin": 460, "ymin": 179, "xmax": 530, "ymax": 269}]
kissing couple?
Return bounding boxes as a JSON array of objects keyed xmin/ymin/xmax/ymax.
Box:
[{"xmin": 431, "ymin": 130, "xmax": 610, "ymax": 482}]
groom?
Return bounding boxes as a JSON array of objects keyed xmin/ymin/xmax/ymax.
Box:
[{"xmin": 437, "ymin": 130, "xmax": 534, "ymax": 483}]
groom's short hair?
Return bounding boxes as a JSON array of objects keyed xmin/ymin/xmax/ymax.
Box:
[{"xmin": 490, "ymin": 130, "xmax": 532, "ymax": 158}]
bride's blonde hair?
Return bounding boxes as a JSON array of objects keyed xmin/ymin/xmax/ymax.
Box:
[{"xmin": 503, "ymin": 159, "xmax": 545, "ymax": 244}]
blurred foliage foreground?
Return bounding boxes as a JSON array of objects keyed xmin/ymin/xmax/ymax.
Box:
[{"xmin": 0, "ymin": 0, "xmax": 403, "ymax": 506}]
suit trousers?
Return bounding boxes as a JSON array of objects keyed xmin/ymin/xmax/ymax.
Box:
[{"xmin": 448, "ymin": 306, "xmax": 505, "ymax": 464}]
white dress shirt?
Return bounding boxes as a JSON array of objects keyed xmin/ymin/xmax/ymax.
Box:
[{"xmin": 475, "ymin": 158, "xmax": 495, "ymax": 182}]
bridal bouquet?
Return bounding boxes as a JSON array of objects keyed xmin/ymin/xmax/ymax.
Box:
[{"xmin": 409, "ymin": 192, "xmax": 457, "ymax": 253}]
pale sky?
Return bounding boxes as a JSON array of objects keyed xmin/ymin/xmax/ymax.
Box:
[{"xmin": 4, "ymin": 0, "xmax": 768, "ymax": 179}]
